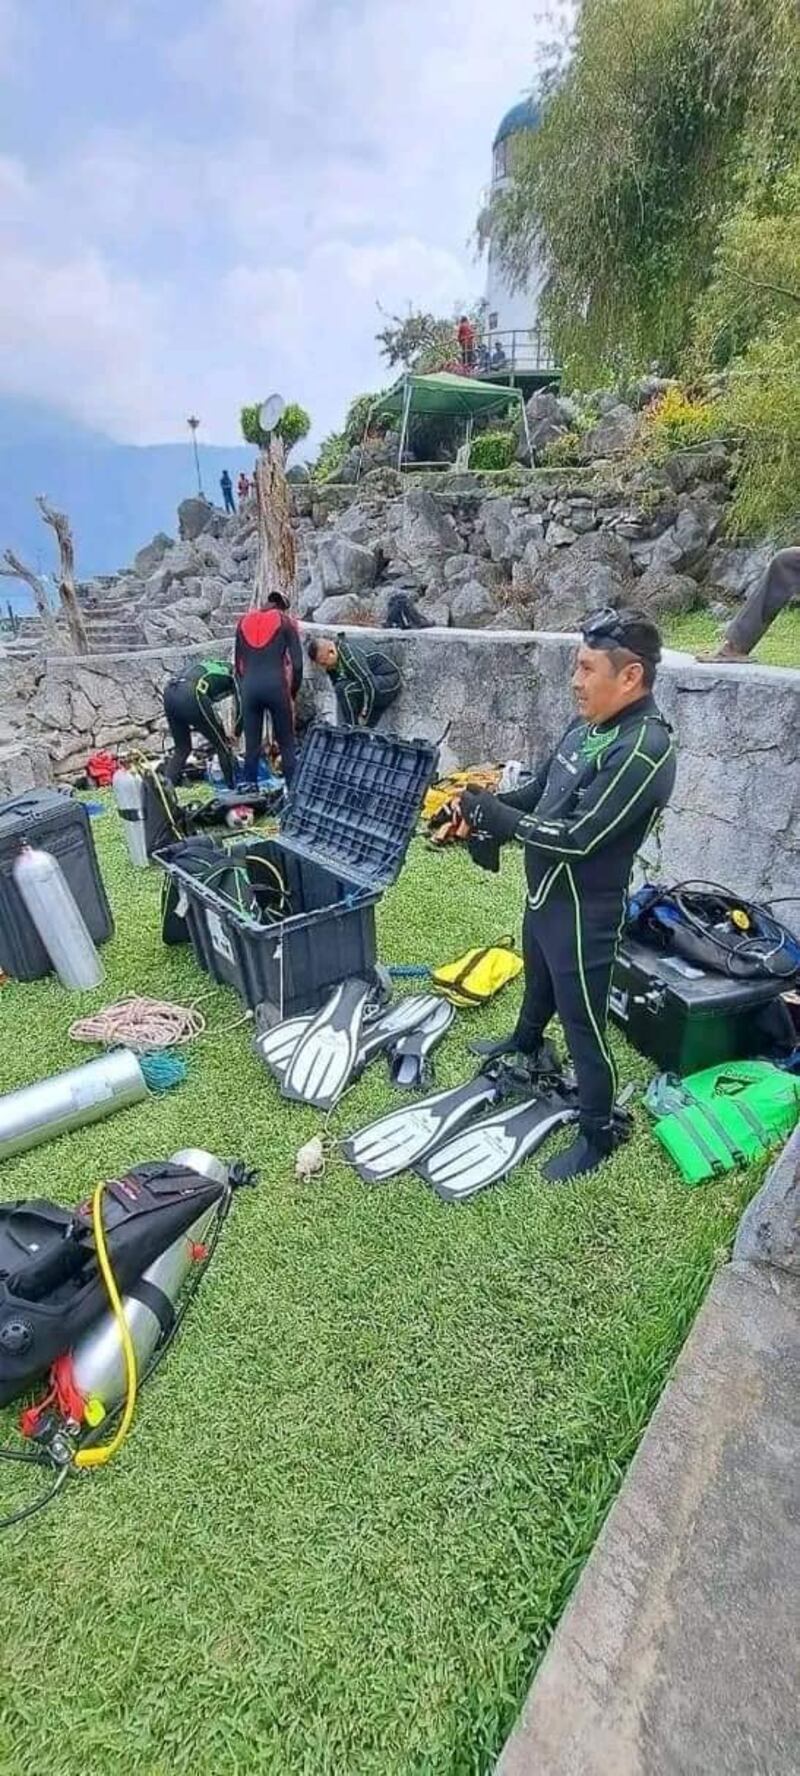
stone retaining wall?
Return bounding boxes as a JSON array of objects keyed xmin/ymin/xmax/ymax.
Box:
[{"xmin": 1, "ymin": 627, "xmax": 797, "ymax": 915}]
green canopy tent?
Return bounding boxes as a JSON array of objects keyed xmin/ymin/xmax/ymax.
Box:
[{"xmin": 361, "ymin": 372, "xmax": 532, "ymax": 475}]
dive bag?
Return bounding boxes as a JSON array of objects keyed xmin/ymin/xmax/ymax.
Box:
[
  {"xmin": 626, "ymin": 881, "xmax": 800, "ymax": 982},
  {"xmin": 648, "ymin": 1059, "xmax": 800, "ymax": 1186},
  {"xmin": 159, "ymin": 836, "xmax": 289, "ymax": 946},
  {"xmin": 141, "ymin": 764, "xmax": 281, "ymax": 860},
  {"xmin": 431, "ymin": 939, "xmax": 523, "ymax": 1007}
]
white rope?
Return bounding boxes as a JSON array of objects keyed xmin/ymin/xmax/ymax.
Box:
[{"xmin": 69, "ymin": 995, "xmax": 206, "ymax": 1053}]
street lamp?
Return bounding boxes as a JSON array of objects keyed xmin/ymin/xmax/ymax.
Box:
[{"xmin": 187, "ymin": 415, "xmax": 204, "ymax": 497}]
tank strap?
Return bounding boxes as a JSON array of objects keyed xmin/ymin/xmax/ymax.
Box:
[{"xmin": 126, "ymin": 1278, "xmax": 175, "ymax": 1339}]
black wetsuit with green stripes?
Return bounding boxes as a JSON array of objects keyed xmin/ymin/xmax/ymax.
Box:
[
  {"xmin": 464, "ymin": 695, "xmax": 676, "ymax": 1134},
  {"xmin": 163, "ymin": 658, "xmax": 240, "ymax": 789},
  {"xmin": 331, "ymin": 639, "xmax": 401, "ymax": 728}
]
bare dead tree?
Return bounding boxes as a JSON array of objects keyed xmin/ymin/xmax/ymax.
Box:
[
  {"xmin": 36, "ymin": 495, "xmax": 88, "ymax": 654},
  {"xmin": 252, "ymin": 436, "xmax": 297, "ymax": 611},
  {"xmin": 0, "ymin": 549, "xmax": 60, "ymax": 649}
]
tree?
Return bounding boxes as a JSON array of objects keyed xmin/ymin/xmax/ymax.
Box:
[
  {"xmin": 0, "ymin": 550, "xmax": 59, "ymax": 650},
  {"xmin": 36, "ymin": 496, "xmax": 89, "ymax": 654},
  {"xmin": 489, "ymin": 0, "xmax": 799, "ymax": 383},
  {"xmin": 251, "ymin": 439, "xmax": 297, "ymax": 610},
  {"xmin": 376, "ymin": 303, "xmax": 485, "ymax": 374},
  {"xmin": 715, "ymin": 320, "xmax": 800, "ymax": 540},
  {"xmin": 240, "ymin": 401, "xmax": 311, "ymax": 456}
]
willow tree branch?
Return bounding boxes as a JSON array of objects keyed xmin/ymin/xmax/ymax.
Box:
[
  {"xmin": 36, "ymin": 495, "xmax": 88, "ymax": 654},
  {"xmin": 725, "ymin": 267, "xmax": 800, "ymax": 307}
]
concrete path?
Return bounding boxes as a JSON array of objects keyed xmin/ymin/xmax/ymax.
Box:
[{"xmin": 497, "ymin": 1129, "xmax": 800, "ymax": 1776}]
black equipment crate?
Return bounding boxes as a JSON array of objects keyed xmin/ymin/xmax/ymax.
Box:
[
  {"xmin": 158, "ymin": 722, "xmax": 438, "ymax": 1018},
  {"xmin": 0, "ymin": 788, "xmax": 114, "ymax": 980},
  {"xmin": 610, "ymin": 937, "xmax": 789, "ymax": 1074}
]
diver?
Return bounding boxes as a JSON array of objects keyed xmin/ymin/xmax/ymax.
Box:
[
  {"xmin": 163, "ymin": 657, "xmax": 240, "ymax": 789},
  {"xmin": 307, "ymin": 634, "xmax": 401, "ymax": 728},
  {"xmin": 234, "ymin": 591, "xmax": 303, "ymax": 787},
  {"xmin": 459, "ymin": 607, "xmax": 676, "ymax": 1181}
]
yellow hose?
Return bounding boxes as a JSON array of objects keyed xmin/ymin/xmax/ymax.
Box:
[{"xmin": 74, "ymin": 1181, "xmax": 138, "ymax": 1470}]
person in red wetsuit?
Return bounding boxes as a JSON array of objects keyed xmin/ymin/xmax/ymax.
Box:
[{"xmin": 234, "ymin": 591, "xmax": 303, "ymax": 786}]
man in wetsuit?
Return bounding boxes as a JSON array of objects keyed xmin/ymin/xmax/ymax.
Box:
[
  {"xmin": 234, "ymin": 591, "xmax": 303, "ymax": 786},
  {"xmin": 163, "ymin": 657, "xmax": 240, "ymax": 788},
  {"xmin": 460, "ymin": 607, "xmax": 676, "ymax": 1181},
  {"xmin": 307, "ymin": 634, "xmax": 401, "ymax": 728}
]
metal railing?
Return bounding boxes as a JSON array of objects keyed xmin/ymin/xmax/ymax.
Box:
[{"xmin": 473, "ymin": 325, "xmax": 559, "ymax": 376}]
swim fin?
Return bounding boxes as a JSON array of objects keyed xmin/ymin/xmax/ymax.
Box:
[
  {"xmin": 355, "ymin": 993, "xmax": 445, "ymax": 1074},
  {"xmin": 281, "ymin": 978, "xmax": 372, "ymax": 1109},
  {"xmin": 415, "ymin": 1092, "xmax": 577, "ymax": 1202},
  {"xmin": 341, "ymin": 1069, "xmax": 505, "ymax": 1184},
  {"xmin": 256, "ymin": 991, "xmax": 446, "ymax": 1094},
  {"xmin": 388, "ymin": 998, "xmax": 455, "ymax": 1088},
  {"xmin": 255, "ymin": 1012, "xmax": 314, "ymax": 1078}
]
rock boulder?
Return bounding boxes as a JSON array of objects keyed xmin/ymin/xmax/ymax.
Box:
[
  {"xmin": 449, "ymin": 579, "xmax": 500, "ymax": 627},
  {"xmin": 585, "ymin": 404, "xmax": 639, "ymax": 459},
  {"xmin": 530, "ymin": 531, "xmax": 634, "ymax": 629},
  {"xmin": 705, "ymin": 542, "xmax": 772, "ymax": 601},
  {"xmin": 317, "ymin": 534, "xmax": 378, "ymax": 595},
  {"xmin": 312, "ymin": 594, "xmax": 375, "ymax": 626},
  {"xmin": 133, "ymin": 532, "xmax": 173, "ymax": 577},
  {"xmin": 178, "ymin": 497, "xmax": 217, "ymax": 542},
  {"xmin": 635, "ymin": 567, "xmax": 700, "ymax": 618},
  {"xmin": 400, "ymin": 489, "xmax": 461, "ymax": 575}
]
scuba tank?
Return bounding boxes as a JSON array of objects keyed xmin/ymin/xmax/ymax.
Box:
[
  {"xmin": 0, "ymin": 1152, "xmax": 232, "ymax": 1412},
  {"xmin": 112, "ymin": 765, "xmax": 148, "ymax": 867},
  {"xmin": 0, "ymin": 1049, "xmax": 147, "ymax": 1162},
  {"xmin": 67, "ymin": 1150, "xmax": 229, "ymax": 1424},
  {"xmin": 12, "ymin": 844, "xmax": 103, "ymax": 990}
]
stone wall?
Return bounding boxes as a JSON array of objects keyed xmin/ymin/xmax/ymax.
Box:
[{"xmin": 3, "ymin": 625, "xmax": 797, "ymax": 917}]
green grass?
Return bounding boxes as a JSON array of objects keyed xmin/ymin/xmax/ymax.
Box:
[
  {"xmin": 0, "ymin": 809, "xmax": 765, "ymax": 1775},
  {"xmin": 661, "ymin": 603, "xmax": 800, "ymax": 668}
]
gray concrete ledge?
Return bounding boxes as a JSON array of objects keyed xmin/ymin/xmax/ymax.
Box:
[{"xmin": 497, "ymin": 1130, "xmax": 800, "ymax": 1776}]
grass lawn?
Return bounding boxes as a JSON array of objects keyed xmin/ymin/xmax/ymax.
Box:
[
  {"xmin": 0, "ymin": 806, "xmax": 766, "ymax": 1775},
  {"xmin": 661, "ymin": 602, "xmax": 800, "ymax": 668}
]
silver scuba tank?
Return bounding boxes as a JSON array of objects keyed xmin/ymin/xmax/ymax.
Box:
[
  {"xmin": 112, "ymin": 766, "xmax": 148, "ymax": 868},
  {"xmin": 0, "ymin": 1049, "xmax": 147, "ymax": 1162},
  {"xmin": 70, "ymin": 1150, "xmax": 229, "ymax": 1417},
  {"xmin": 12, "ymin": 844, "xmax": 104, "ymax": 990}
]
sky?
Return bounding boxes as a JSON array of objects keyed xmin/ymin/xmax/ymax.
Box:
[{"xmin": 0, "ymin": 0, "xmax": 545, "ymax": 449}]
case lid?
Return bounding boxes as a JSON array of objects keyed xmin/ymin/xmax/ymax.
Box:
[
  {"xmin": 279, "ymin": 722, "xmax": 438, "ymax": 890},
  {"xmin": 618, "ymin": 938, "xmax": 786, "ymax": 1011},
  {"xmin": 0, "ymin": 788, "xmax": 74, "ymax": 844}
]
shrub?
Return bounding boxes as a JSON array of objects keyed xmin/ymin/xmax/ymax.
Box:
[
  {"xmin": 538, "ymin": 430, "xmax": 584, "ymax": 468},
  {"xmin": 311, "ymin": 431, "xmax": 347, "ymax": 482},
  {"xmin": 343, "ymin": 390, "xmax": 393, "ymax": 446},
  {"xmin": 716, "ymin": 320, "xmax": 800, "ymax": 539},
  {"xmin": 645, "ymin": 385, "xmax": 722, "ymax": 455},
  {"xmin": 469, "ymin": 430, "xmax": 516, "ymax": 470}
]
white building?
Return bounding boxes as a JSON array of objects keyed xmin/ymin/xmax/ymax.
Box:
[{"xmin": 484, "ymin": 96, "xmax": 549, "ymax": 368}]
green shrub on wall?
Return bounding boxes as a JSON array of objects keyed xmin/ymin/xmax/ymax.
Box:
[{"xmin": 469, "ymin": 430, "xmax": 516, "ymax": 470}]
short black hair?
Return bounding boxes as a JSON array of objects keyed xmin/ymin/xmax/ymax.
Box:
[
  {"xmin": 306, "ymin": 637, "xmax": 321, "ymax": 662},
  {"xmin": 586, "ymin": 607, "xmax": 662, "ymax": 690}
]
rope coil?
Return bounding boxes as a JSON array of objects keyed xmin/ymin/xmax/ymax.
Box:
[{"xmin": 69, "ymin": 996, "xmax": 206, "ymax": 1053}]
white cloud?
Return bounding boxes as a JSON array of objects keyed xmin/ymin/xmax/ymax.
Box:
[
  {"xmin": 1, "ymin": 0, "xmax": 547, "ymax": 442},
  {"xmin": 0, "ymin": 240, "xmax": 174, "ymax": 440}
]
